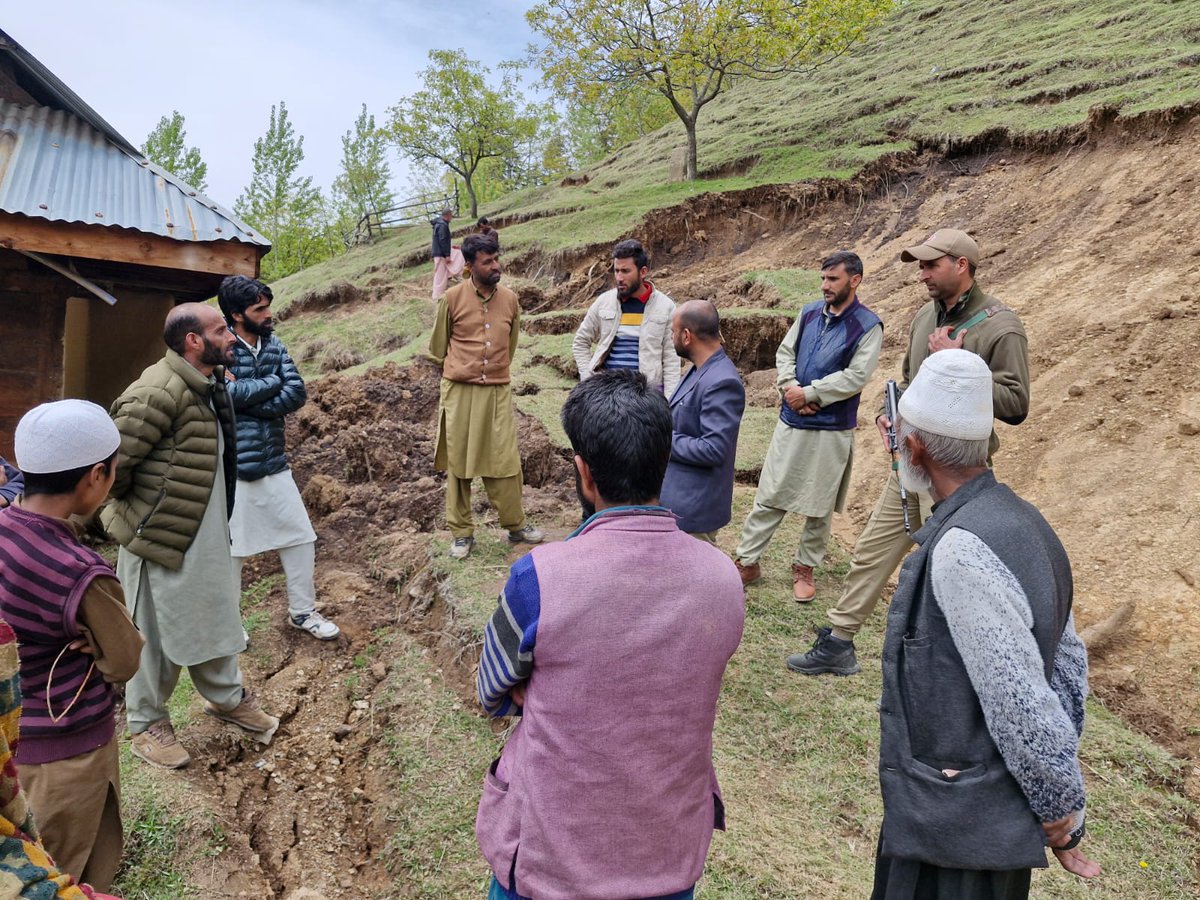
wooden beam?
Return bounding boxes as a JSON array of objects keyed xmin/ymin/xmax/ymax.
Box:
[{"xmin": 0, "ymin": 211, "xmax": 264, "ymax": 278}]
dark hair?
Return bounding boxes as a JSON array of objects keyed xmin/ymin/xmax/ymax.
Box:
[
  {"xmin": 612, "ymin": 239, "xmax": 649, "ymax": 271},
  {"xmin": 477, "ymin": 217, "xmax": 490, "ymax": 227},
  {"xmin": 820, "ymin": 251, "xmax": 864, "ymax": 278},
  {"xmin": 462, "ymin": 233, "xmax": 500, "ymax": 263},
  {"xmin": 22, "ymin": 452, "xmax": 117, "ymax": 498},
  {"xmin": 677, "ymin": 300, "xmax": 721, "ymax": 340},
  {"xmin": 217, "ymin": 275, "xmax": 273, "ymax": 327},
  {"xmin": 561, "ymin": 370, "xmax": 671, "ymax": 505},
  {"xmin": 967, "ymin": 260, "xmax": 977, "ymax": 277},
  {"xmin": 163, "ymin": 308, "xmax": 203, "ymax": 353}
]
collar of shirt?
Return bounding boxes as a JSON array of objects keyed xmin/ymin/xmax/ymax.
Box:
[
  {"xmin": 473, "ymin": 281, "xmax": 498, "ymax": 304},
  {"xmin": 236, "ymin": 334, "xmax": 261, "ymax": 356},
  {"xmin": 633, "ymin": 281, "xmax": 654, "ymax": 305}
]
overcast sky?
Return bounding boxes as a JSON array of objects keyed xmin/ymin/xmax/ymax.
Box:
[{"xmin": 4, "ymin": 1, "xmax": 538, "ymax": 206}]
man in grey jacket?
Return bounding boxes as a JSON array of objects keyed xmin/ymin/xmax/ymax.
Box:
[
  {"xmin": 572, "ymin": 239, "xmax": 680, "ymax": 397},
  {"xmin": 873, "ymin": 349, "xmax": 1098, "ymax": 898}
]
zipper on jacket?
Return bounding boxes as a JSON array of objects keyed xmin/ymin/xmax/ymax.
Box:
[{"xmin": 135, "ymin": 488, "xmax": 168, "ymax": 536}]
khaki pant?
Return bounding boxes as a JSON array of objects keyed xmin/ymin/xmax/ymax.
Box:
[
  {"xmin": 688, "ymin": 530, "xmax": 720, "ymax": 545},
  {"xmin": 828, "ymin": 471, "xmax": 931, "ymax": 641},
  {"xmin": 446, "ymin": 473, "xmax": 525, "ymax": 538},
  {"xmin": 22, "ymin": 735, "xmax": 123, "ymax": 891},
  {"xmin": 735, "ymin": 500, "xmax": 832, "ymax": 568}
]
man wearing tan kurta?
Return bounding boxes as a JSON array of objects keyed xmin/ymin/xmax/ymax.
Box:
[
  {"xmin": 735, "ymin": 252, "xmax": 883, "ymax": 603},
  {"xmin": 429, "ymin": 233, "xmax": 543, "ymax": 560}
]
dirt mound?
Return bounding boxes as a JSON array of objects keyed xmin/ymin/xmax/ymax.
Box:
[
  {"xmin": 278, "ymin": 280, "xmax": 367, "ymax": 321},
  {"xmin": 151, "ymin": 359, "xmax": 573, "ymax": 897}
]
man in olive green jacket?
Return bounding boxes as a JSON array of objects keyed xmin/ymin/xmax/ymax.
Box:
[
  {"xmin": 789, "ymin": 229, "xmax": 1030, "ymax": 677},
  {"xmin": 104, "ymin": 303, "xmax": 279, "ymax": 770}
]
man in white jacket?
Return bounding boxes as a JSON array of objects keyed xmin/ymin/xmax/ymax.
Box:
[{"xmin": 572, "ymin": 239, "xmax": 680, "ymax": 397}]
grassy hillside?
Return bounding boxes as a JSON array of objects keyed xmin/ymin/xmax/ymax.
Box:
[{"xmin": 268, "ymin": 0, "xmax": 1200, "ymax": 303}]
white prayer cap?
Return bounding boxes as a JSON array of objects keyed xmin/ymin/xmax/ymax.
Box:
[
  {"xmin": 898, "ymin": 349, "xmax": 993, "ymax": 440},
  {"xmin": 15, "ymin": 400, "xmax": 121, "ymax": 474}
]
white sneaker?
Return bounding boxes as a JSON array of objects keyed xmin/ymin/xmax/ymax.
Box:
[{"xmin": 290, "ymin": 611, "xmax": 340, "ymax": 640}]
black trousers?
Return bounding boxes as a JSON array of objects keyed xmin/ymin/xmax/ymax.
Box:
[{"xmin": 872, "ymin": 837, "xmax": 1032, "ymax": 900}]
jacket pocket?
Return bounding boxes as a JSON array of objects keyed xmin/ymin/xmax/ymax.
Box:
[{"xmin": 135, "ymin": 488, "xmax": 168, "ymax": 536}]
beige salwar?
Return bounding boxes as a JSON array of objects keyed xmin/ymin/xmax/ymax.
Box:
[
  {"xmin": 20, "ymin": 738, "xmax": 121, "ymax": 890},
  {"xmin": 735, "ymin": 313, "xmax": 882, "ymax": 567},
  {"xmin": 118, "ymin": 423, "xmax": 246, "ymax": 732}
]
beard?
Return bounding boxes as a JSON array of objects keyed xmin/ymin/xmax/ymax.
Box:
[
  {"xmin": 475, "ymin": 269, "xmax": 501, "ymax": 287},
  {"xmin": 616, "ymin": 277, "xmax": 642, "ymax": 301},
  {"xmin": 245, "ymin": 316, "xmax": 274, "ymax": 338},
  {"xmin": 200, "ymin": 336, "xmax": 234, "ymax": 368},
  {"xmin": 898, "ymin": 445, "xmax": 932, "ymax": 495},
  {"xmin": 575, "ymin": 468, "xmax": 596, "ymax": 521}
]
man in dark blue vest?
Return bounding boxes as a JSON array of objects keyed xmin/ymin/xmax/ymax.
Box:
[
  {"xmin": 873, "ymin": 349, "xmax": 1097, "ymax": 898},
  {"xmin": 734, "ymin": 251, "xmax": 883, "ymax": 606}
]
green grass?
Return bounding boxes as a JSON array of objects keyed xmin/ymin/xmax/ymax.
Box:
[
  {"xmin": 414, "ymin": 485, "xmax": 1200, "ymax": 897},
  {"xmin": 742, "ymin": 269, "xmax": 823, "ymax": 305}
]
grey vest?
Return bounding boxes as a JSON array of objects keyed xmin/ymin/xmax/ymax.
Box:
[{"xmin": 878, "ymin": 471, "xmax": 1073, "ymax": 870}]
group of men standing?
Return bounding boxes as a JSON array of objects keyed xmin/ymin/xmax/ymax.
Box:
[{"xmin": 452, "ymin": 229, "xmax": 1097, "ymax": 899}]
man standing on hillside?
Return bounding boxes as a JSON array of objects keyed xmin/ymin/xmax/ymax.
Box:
[
  {"xmin": 791, "ymin": 228, "xmax": 1030, "ymax": 676},
  {"xmin": 659, "ymin": 300, "xmax": 746, "ymax": 541},
  {"xmin": 475, "ymin": 370, "xmax": 744, "ymax": 900},
  {"xmin": 734, "ymin": 251, "xmax": 883, "ymax": 603},
  {"xmin": 104, "ymin": 303, "xmax": 279, "ymax": 769},
  {"xmin": 873, "ymin": 349, "xmax": 1098, "ymax": 897},
  {"xmin": 429, "ymin": 233, "xmax": 544, "ymax": 561},
  {"xmin": 219, "ymin": 275, "xmax": 340, "ymax": 641},
  {"xmin": 572, "ymin": 239, "xmax": 681, "ymax": 397},
  {"xmin": 430, "ymin": 207, "xmax": 455, "ymax": 300}
]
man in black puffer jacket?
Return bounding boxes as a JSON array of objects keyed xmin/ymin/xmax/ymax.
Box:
[{"xmin": 218, "ymin": 275, "xmax": 340, "ymax": 641}]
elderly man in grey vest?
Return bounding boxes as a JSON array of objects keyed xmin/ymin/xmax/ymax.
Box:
[{"xmin": 872, "ymin": 349, "xmax": 1098, "ymax": 898}]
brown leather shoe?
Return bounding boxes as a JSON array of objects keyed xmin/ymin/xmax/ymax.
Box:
[
  {"xmin": 204, "ymin": 689, "xmax": 280, "ymax": 744},
  {"xmin": 792, "ymin": 564, "xmax": 816, "ymax": 602},
  {"xmin": 130, "ymin": 718, "xmax": 190, "ymax": 769},
  {"xmin": 735, "ymin": 560, "xmax": 762, "ymax": 587}
]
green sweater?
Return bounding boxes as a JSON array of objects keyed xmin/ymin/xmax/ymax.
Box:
[
  {"xmin": 898, "ymin": 281, "xmax": 1030, "ymax": 457},
  {"xmin": 101, "ymin": 350, "xmax": 237, "ymax": 570}
]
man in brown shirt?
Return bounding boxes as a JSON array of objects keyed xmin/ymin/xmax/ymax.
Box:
[{"xmin": 429, "ymin": 233, "xmax": 543, "ymax": 560}]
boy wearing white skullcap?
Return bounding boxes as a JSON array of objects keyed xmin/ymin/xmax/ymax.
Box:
[
  {"xmin": 872, "ymin": 351, "xmax": 1097, "ymax": 896},
  {"xmin": 0, "ymin": 400, "xmax": 144, "ymax": 891}
]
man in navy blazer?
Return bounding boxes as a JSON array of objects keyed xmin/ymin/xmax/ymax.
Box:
[{"xmin": 660, "ymin": 300, "xmax": 746, "ymax": 541}]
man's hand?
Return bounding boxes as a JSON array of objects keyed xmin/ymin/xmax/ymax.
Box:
[
  {"xmin": 225, "ymin": 370, "xmax": 237, "ymax": 382},
  {"xmin": 510, "ymin": 683, "xmax": 527, "ymax": 708},
  {"xmin": 67, "ymin": 637, "xmax": 96, "ymax": 656},
  {"xmin": 876, "ymin": 415, "xmax": 894, "ymax": 454},
  {"xmin": 1042, "ymin": 813, "xmax": 1078, "ymax": 847},
  {"xmin": 783, "ymin": 385, "xmax": 807, "ymax": 412},
  {"xmin": 1052, "ymin": 847, "xmax": 1100, "ymax": 879},
  {"xmin": 928, "ymin": 325, "xmax": 964, "ymax": 354}
]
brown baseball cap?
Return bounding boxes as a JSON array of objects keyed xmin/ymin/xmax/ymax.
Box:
[{"xmin": 900, "ymin": 228, "xmax": 980, "ymax": 265}]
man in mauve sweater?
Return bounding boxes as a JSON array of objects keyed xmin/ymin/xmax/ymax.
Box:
[{"xmin": 475, "ymin": 370, "xmax": 745, "ymax": 900}]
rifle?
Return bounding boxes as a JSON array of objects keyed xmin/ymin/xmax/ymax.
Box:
[{"xmin": 884, "ymin": 380, "xmax": 912, "ymax": 534}]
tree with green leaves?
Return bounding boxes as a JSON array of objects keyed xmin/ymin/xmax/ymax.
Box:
[
  {"xmin": 332, "ymin": 104, "xmax": 395, "ymax": 244},
  {"xmin": 527, "ymin": 0, "xmax": 897, "ymax": 180},
  {"xmin": 141, "ymin": 110, "xmax": 209, "ymax": 192},
  {"xmin": 386, "ymin": 49, "xmax": 538, "ymax": 217},
  {"xmin": 235, "ymin": 101, "xmax": 331, "ymax": 281}
]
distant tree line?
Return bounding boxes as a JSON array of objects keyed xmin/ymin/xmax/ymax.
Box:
[{"xmin": 139, "ymin": 1, "xmax": 896, "ymax": 282}]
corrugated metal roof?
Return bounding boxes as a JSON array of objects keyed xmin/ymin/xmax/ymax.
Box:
[{"xmin": 0, "ymin": 99, "xmax": 268, "ymax": 246}]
